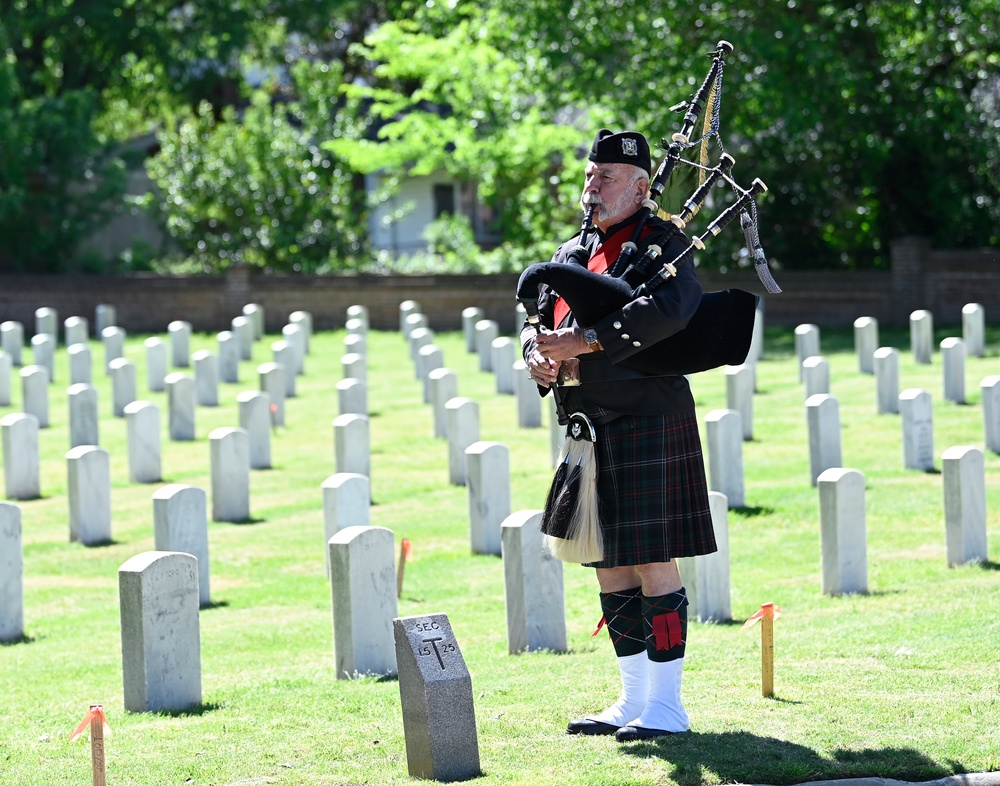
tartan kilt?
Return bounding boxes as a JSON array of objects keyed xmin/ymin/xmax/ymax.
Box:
[{"xmin": 584, "ymin": 410, "xmax": 716, "ymax": 568}]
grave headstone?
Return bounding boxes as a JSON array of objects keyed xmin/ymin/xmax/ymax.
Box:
[
  {"xmin": 393, "ymin": 613, "xmax": 481, "ymax": 782},
  {"xmin": 0, "ymin": 352, "xmax": 10, "ymax": 406},
  {"xmin": 705, "ymin": 409, "xmax": 744, "ymax": 507},
  {"xmin": 94, "ymin": 304, "xmax": 116, "ymax": 338},
  {"xmin": 322, "ymin": 473, "xmax": 370, "ymax": 575},
  {"xmin": 1, "ymin": 414, "xmax": 40, "ymax": 500},
  {"xmin": 242, "ymin": 303, "xmax": 264, "ymax": 340},
  {"xmin": 409, "ymin": 327, "xmax": 435, "ymax": 372},
  {"xmin": 258, "ymin": 363, "xmax": 286, "ymax": 427},
  {"xmin": 346, "ymin": 304, "xmax": 369, "ymax": 332},
  {"xmin": 101, "ymin": 326, "xmax": 125, "ymax": 374},
  {"xmin": 342, "ymin": 353, "xmax": 366, "ymax": 385},
  {"xmin": 153, "ymin": 485, "xmax": 210, "ymax": 607},
  {"xmin": 0, "ymin": 501, "xmax": 24, "ymax": 642},
  {"xmin": 399, "ymin": 300, "xmax": 420, "ymax": 333},
  {"xmin": 165, "ymin": 372, "xmax": 196, "ymax": 441},
  {"xmin": 428, "ymin": 368, "xmax": 457, "ymax": 439},
  {"xmin": 549, "ymin": 395, "xmax": 562, "ymax": 469},
  {"xmin": 961, "ymin": 303, "xmax": 985, "ymax": 358},
  {"xmin": 109, "ymin": 357, "xmax": 137, "ymax": 417},
  {"xmin": 288, "ymin": 311, "xmax": 312, "ymax": 354},
  {"xmin": 514, "ymin": 360, "xmax": 542, "ymax": 428},
  {"xmin": 343, "ymin": 333, "xmax": 366, "ymax": 358},
  {"xmin": 900, "ymin": 388, "xmax": 934, "ymax": 471},
  {"xmin": 446, "ymin": 398, "xmax": 480, "ymax": 486},
  {"xmin": 119, "ymin": 551, "xmax": 202, "ymax": 712},
  {"xmin": 803, "ymin": 355, "xmax": 830, "ymax": 399},
  {"xmin": 677, "ymin": 491, "xmax": 731, "ymax": 623},
  {"xmin": 237, "ymin": 391, "xmax": 271, "ymax": 469},
  {"xmin": 64, "ymin": 316, "xmax": 89, "ymax": 348},
  {"xmin": 817, "ymin": 467, "xmax": 868, "ymax": 595},
  {"xmin": 983, "ymin": 376, "xmax": 1000, "ymax": 455},
  {"xmin": 217, "ymin": 331, "xmax": 239, "ymax": 384},
  {"xmin": 124, "ymin": 401, "xmax": 161, "ymax": 483},
  {"xmin": 725, "ymin": 364, "xmax": 754, "ymax": 440},
  {"xmin": 474, "ymin": 320, "xmax": 499, "ymax": 372},
  {"xmin": 336, "ymin": 378, "xmax": 368, "ymax": 417},
  {"xmin": 854, "ymin": 316, "xmax": 879, "ymax": 374},
  {"xmin": 462, "ymin": 307, "xmax": 484, "ymax": 352},
  {"xmin": 333, "ymin": 414, "xmax": 370, "ymax": 477},
  {"xmin": 909, "ymin": 309, "xmax": 933, "ymax": 365},
  {"xmin": 418, "ymin": 345, "xmax": 444, "ymax": 404},
  {"xmin": 404, "ymin": 312, "xmax": 429, "ymax": 340},
  {"xmin": 67, "ymin": 383, "xmax": 99, "ymax": 448},
  {"xmin": 20, "ymin": 365, "xmax": 49, "ymax": 427},
  {"xmin": 68, "ymin": 344, "xmax": 92, "ymax": 385},
  {"xmin": 940, "ymin": 337, "xmax": 965, "ymax": 404},
  {"xmin": 193, "ymin": 350, "xmax": 219, "ymax": 407},
  {"xmin": 231, "ymin": 315, "xmax": 253, "ymax": 361},
  {"xmin": 1, "ymin": 322, "xmax": 23, "ymax": 367},
  {"xmin": 492, "ymin": 338, "xmax": 516, "ymax": 395},
  {"xmin": 329, "ymin": 525, "xmax": 398, "ymax": 678},
  {"xmin": 501, "ymin": 510, "xmax": 566, "ymax": 653},
  {"xmin": 34, "ymin": 307, "xmax": 58, "ymax": 341},
  {"xmin": 874, "ymin": 347, "xmax": 900, "ymax": 414},
  {"xmin": 209, "ymin": 427, "xmax": 251, "ymax": 522},
  {"xmin": 168, "ymin": 320, "xmax": 192, "ymax": 368},
  {"xmin": 942, "ymin": 446, "xmax": 988, "ymax": 567},
  {"xmin": 747, "ymin": 298, "xmax": 765, "ymax": 365},
  {"xmin": 67, "ymin": 445, "xmax": 112, "ymax": 545},
  {"xmin": 281, "ymin": 323, "xmax": 305, "ymax": 376},
  {"xmin": 794, "ymin": 324, "xmax": 820, "ymax": 380},
  {"xmin": 806, "ymin": 394, "xmax": 842, "ymax": 486},
  {"xmin": 144, "ymin": 337, "xmax": 167, "ymax": 392},
  {"xmin": 466, "ymin": 441, "xmax": 510, "ymax": 556},
  {"xmin": 31, "ymin": 334, "xmax": 55, "ymax": 383}
]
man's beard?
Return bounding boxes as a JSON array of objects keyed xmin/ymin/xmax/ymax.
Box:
[{"xmin": 580, "ymin": 188, "xmax": 634, "ymax": 225}]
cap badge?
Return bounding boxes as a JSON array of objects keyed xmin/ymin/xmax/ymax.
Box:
[{"xmin": 622, "ymin": 138, "xmax": 638, "ymax": 157}]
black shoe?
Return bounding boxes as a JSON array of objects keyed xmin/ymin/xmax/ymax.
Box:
[
  {"xmin": 615, "ymin": 724, "xmax": 682, "ymax": 742},
  {"xmin": 566, "ymin": 718, "xmax": 620, "ymax": 736}
]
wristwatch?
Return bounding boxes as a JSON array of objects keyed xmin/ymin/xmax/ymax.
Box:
[{"xmin": 583, "ymin": 327, "xmax": 603, "ymax": 352}]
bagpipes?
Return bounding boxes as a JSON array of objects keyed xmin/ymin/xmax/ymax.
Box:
[{"xmin": 521, "ymin": 40, "xmax": 782, "ymax": 563}]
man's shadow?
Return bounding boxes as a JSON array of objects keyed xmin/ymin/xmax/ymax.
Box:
[{"xmin": 617, "ymin": 729, "xmax": 953, "ymax": 786}]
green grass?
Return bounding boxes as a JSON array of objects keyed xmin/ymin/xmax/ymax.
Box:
[{"xmin": 1, "ymin": 320, "xmax": 998, "ymax": 786}]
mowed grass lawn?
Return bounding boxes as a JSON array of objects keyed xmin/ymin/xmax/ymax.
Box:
[{"xmin": 1, "ymin": 313, "xmax": 998, "ymax": 786}]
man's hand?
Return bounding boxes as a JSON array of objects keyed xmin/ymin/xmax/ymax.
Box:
[
  {"xmin": 526, "ymin": 346, "xmax": 561, "ymax": 388},
  {"xmin": 534, "ymin": 326, "xmax": 589, "ymax": 362}
]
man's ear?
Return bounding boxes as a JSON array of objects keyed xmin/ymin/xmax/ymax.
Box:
[{"xmin": 635, "ymin": 179, "xmax": 650, "ymax": 204}]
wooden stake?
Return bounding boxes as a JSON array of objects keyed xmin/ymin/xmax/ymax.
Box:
[
  {"xmin": 89, "ymin": 704, "xmax": 107, "ymax": 786},
  {"xmin": 761, "ymin": 608, "xmax": 775, "ymax": 697},
  {"xmin": 396, "ymin": 538, "xmax": 412, "ymax": 598}
]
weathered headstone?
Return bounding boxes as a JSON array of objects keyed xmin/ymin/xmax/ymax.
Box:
[
  {"xmin": 466, "ymin": 441, "xmax": 510, "ymax": 556},
  {"xmin": 322, "ymin": 473, "xmax": 370, "ymax": 575},
  {"xmin": 418, "ymin": 345, "xmax": 444, "ymax": 404},
  {"xmin": 217, "ymin": 331, "xmax": 239, "ymax": 384},
  {"xmin": 242, "ymin": 303, "xmax": 264, "ymax": 340},
  {"xmin": 942, "ymin": 446, "xmax": 988, "ymax": 567},
  {"xmin": 20, "ymin": 365, "xmax": 49, "ymax": 428},
  {"xmin": 514, "ymin": 360, "xmax": 542, "ymax": 428},
  {"xmin": 343, "ymin": 332, "xmax": 366, "ymax": 358},
  {"xmin": 705, "ymin": 409, "xmax": 744, "ymax": 507},
  {"xmin": 329, "ymin": 525, "xmax": 398, "ymax": 678},
  {"xmin": 124, "ymin": 401, "xmax": 161, "ymax": 483},
  {"xmin": 165, "ymin": 372, "xmax": 196, "ymax": 441},
  {"xmin": 854, "ymin": 316, "xmax": 879, "ymax": 374},
  {"xmin": 794, "ymin": 324, "xmax": 820, "ymax": 381},
  {"xmin": 802, "ymin": 356, "xmax": 830, "ymax": 398},
  {"xmin": 31, "ymin": 334, "xmax": 56, "ymax": 384},
  {"xmin": 342, "ymin": 353, "xmax": 366, "ymax": 385},
  {"xmin": 501, "ymin": 510, "xmax": 566, "ymax": 654},
  {"xmin": 64, "ymin": 316, "xmax": 89, "ymax": 348},
  {"xmin": 119, "ymin": 551, "xmax": 202, "ymax": 713},
  {"xmin": 874, "ymin": 347, "xmax": 900, "ymax": 414},
  {"xmin": 806, "ymin": 394, "xmax": 842, "ymax": 486},
  {"xmin": 404, "ymin": 312, "xmax": 429, "ymax": 340},
  {"xmin": 909, "ymin": 309, "xmax": 933, "ymax": 365},
  {"xmin": 0, "ymin": 322, "xmax": 23, "ymax": 367},
  {"xmin": 101, "ymin": 326, "xmax": 125, "ymax": 374},
  {"xmin": 68, "ymin": 343, "xmax": 92, "ymax": 385},
  {"xmin": 409, "ymin": 327, "xmax": 435, "ymax": 373},
  {"xmin": 677, "ymin": 491, "xmax": 731, "ymax": 623},
  {"xmin": 153, "ymin": 485, "xmax": 210, "ymax": 607},
  {"xmin": 281, "ymin": 323, "xmax": 305, "ymax": 376},
  {"xmin": 288, "ymin": 310, "xmax": 312, "ymax": 354},
  {"xmin": 961, "ymin": 303, "xmax": 985, "ymax": 358},
  {"xmin": 237, "ymin": 391, "xmax": 271, "ymax": 469},
  {"xmin": 940, "ymin": 337, "xmax": 965, "ymax": 404},
  {"xmin": 462, "ymin": 307, "xmax": 484, "ymax": 352},
  {"xmin": 67, "ymin": 445, "xmax": 112, "ymax": 545},
  {"xmin": 0, "ymin": 501, "xmax": 24, "ymax": 642},
  {"xmin": 1, "ymin": 414, "xmax": 40, "ymax": 500},
  {"xmin": 0, "ymin": 352, "xmax": 10, "ymax": 406},
  {"xmin": 68, "ymin": 383, "xmax": 99, "ymax": 448},
  {"xmin": 492, "ymin": 338, "xmax": 516, "ymax": 395},
  {"xmin": 725, "ymin": 364, "xmax": 754, "ymax": 440},
  {"xmin": 109, "ymin": 357, "xmax": 137, "ymax": 417},
  {"xmin": 333, "ymin": 414, "xmax": 370, "ymax": 477},
  {"xmin": 446, "ymin": 398, "xmax": 480, "ymax": 486},
  {"xmin": 474, "ymin": 320, "xmax": 499, "ymax": 372},
  {"xmin": 35, "ymin": 307, "xmax": 58, "ymax": 341},
  {"xmin": 346, "ymin": 304, "xmax": 369, "ymax": 332},
  {"xmin": 818, "ymin": 467, "xmax": 868, "ymax": 595},
  {"xmin": 231, "ymin": 315, "xmax": 253, "ymax": 361},
  {"xmin": 900, "ymin": 388, "xmax": 934, "ymax": 471},
  {"xmin": 984, "ymin": 376, "xmax": 1000, "ymax": 455},
  {"xmin": 193, "ymin": 350, "xmax": 219, "ymax": 407},
  {"xmin": 209, "ymin": 427, "xmax": 251, "ymax": 522},
  {"xmin": 393, "ymin": 613, "xmax": 481, "ymax": 782},
  {"xmin": 144, "ymin": 337, "xmax": 167, "ymax": 392},
  {"xmin": 428, "ymin": 368, "xmax": 457, "ymax": 439},
  {"xmin": 168, "ymin": 320, "xmax": 192, "ymax": 368},
  {"xmin": 94, "ymin": 304, "xmax": 116, "ymax": 338},
  {"xmin": 336, "ymin": 378, "xmax": 368, "ymax": 417},
  {"xmin": 258, "ymin": 362, "xmax": 286, "ymax": 427},
  {"xmin": 399, "ymin": 300, "xmax": 421, "ymax": 334}
]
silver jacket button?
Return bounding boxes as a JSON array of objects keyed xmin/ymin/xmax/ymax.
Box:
[
  {"xmin": 621, "ymin": 333, "xmax": 630, "ymax": 340},
  {"xmin": 632, "ymin": 340, "xmax": 642, "ymax": 347},
  {"xmin": 613, "ymin": 321, "xmax": 622, "ymax": 329}
]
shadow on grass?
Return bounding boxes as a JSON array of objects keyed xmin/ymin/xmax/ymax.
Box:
[
  {"xmin": 618, "ymin": 729, "xmax": 953, "ymax": 786},
  {"xmin": 731, "ymin": 505, "xmax": 775, "ymax": 518},
  {"xmin": 200, "ymin": 599, "xmax": 230, "ymax": 611},
  {"xmin": 976, "ymin": 560, "xmax": 1000, "ymax": 572},
  {"xmin": 0, "ymin": 633, "xmax": 36, "ymax": 646},
  {"xmin": 155, "ymin": 701, "xmax": 225, "ymax": 718},
  {"xmin": 214, "ymin": 517, "xmax": 267, "ymax": 525}
]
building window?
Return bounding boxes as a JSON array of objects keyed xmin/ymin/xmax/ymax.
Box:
[{"xmin": 433, "ymin": 184, "xmax": 455, "ymax": 217}]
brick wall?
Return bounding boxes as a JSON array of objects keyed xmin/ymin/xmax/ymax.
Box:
[{"xmin": 1, "ymin": 238, "xmax": 996, "ymax": 336}]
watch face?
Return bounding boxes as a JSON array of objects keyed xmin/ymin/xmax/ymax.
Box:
[{"xmin": 584, "ymin": 328, "xmax": 598, "ymax": 344}]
